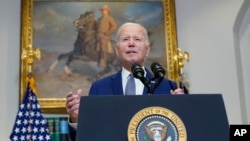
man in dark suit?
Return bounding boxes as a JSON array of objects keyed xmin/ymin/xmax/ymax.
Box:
[{"xmin": 65, "ymin": 22, "xmax": 186, "ymax": 140}]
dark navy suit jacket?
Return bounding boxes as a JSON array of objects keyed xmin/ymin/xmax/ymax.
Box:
[
  {"xmin": 89, "ymin": 69, "xmax": 177, "ymax": 95},
  {"xmin": 69, "ymin": 69, "xmax": 184, "ymax": 141}
]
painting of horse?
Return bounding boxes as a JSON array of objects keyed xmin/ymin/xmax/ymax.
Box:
[
  {"xmin": 32, "ymin": 1, "xmax": 166, "ymax": 99},
  {"xmin": 48, "ymin": 11, "xmax": 120, "ymax": 81}
]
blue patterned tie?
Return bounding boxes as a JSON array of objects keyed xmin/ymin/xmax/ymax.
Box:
[{"xmin": 125, "ymin": 74, "xmax": 135, "ymax": 95}]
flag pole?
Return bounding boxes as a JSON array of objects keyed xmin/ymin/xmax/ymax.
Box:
[
  {"xmin": 23, "ymin": 46, "xmax": 41, "ymax": 141},
  {"xmin": 10, "ymin": 48, "xmax": 52, "ymax": 141},
  {"xmin": 21, "ymin": 44, "xmax": 40, "ymax": 93},
  {"xmin": 21, "ymin": 45, "xmax": 41, "ymax": 76}
]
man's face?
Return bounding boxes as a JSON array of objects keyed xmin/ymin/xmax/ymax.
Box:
[
  {"xmin": 115, "ymin": 24, "xmax": 150, "ymax": 69},
  {"xmin": 101, "ymin": 9, "xmax": 109, "ymax": 16}
]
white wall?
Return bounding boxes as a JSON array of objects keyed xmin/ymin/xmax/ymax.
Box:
[
  {"xmin": 0, "ymin": 0, "xmax": 20, "ymax": 140},
  {"xmin": 241, "ymin": 10, "xmax": 250, "ymax": 123},
  {"xmin": 0, "ymin": 0, "xmax": 249, "ymax": 140},
  {"xmin": 175, "ymin": 0, "xmax": 249, "ymax": 124},
  {"xmin": 233, "ymin": 0, "xmax": 250, "ymax": 123}
]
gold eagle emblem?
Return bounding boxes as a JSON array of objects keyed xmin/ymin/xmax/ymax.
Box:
[{"xmin": 144, "ymin": 124, "xmax": 168, "ymax": 141}]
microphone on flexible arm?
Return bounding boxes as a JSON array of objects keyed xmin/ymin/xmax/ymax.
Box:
[
  {"xmin": 151, "ymin": 62, "xmax": 188, "ymax": 94},
  {"xmin": 151, "ymin": 62, "xmax": 174, "ymax": 91},
  {"xmin": 151, "ymin": 62, "xmax": 165, "ymax": 79},
  {"xmin": 131, "ymin": 63, "xmax": 152, "ymax": 94},
  {"xmin": 151, "ymin": 62, "xmax": 165, "ymax": 83}
]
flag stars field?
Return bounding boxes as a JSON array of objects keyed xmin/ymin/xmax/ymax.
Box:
[{"xmin": 9, "ymin": 78, "xmax": 52, "ymax": 141}]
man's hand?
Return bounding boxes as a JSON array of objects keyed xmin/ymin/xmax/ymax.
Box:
[
  {"xmin": 66, "ymin": 89, "xmax": 82, "ymax": 123},
  {"xmin": 170, "ymin": 88, "xmax": 185, "ymax": 95}
]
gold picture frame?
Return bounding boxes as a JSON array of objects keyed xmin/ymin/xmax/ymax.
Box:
[{"xmin": 20, "ymin": 0, "xmax": 181, "ymax": 113}]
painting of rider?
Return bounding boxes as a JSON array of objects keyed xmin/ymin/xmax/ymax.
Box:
[{"xmin": 32, "ymin": 1, "xmax": 167, "ymax": 102}]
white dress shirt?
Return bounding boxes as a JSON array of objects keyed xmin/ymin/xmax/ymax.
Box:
[{"xmin": 121, "ymin": 67, "xmax": 145, "ymax": 95}]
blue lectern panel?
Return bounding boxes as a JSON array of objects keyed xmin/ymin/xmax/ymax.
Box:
[{"xmin": 76, "ymin": 94, "xmax": 229, "ymax": 141}]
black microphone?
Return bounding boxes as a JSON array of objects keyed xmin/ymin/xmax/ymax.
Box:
[
  {"xmin": 131, "ymin": 63, "xmax": 152, "ymax": 94},
  {"xmin": 151, "ymin": 62, "xmax": 165, "ymax": 78},
  {"xmin": 150, "ymin": 62, "xmax": 166, "ymax": 92},
  {"xmin": 131, "ymin": 63, "xmax": 145, "ymax": 79}
]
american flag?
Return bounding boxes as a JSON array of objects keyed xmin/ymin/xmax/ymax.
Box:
[{"xmin": 9, "ymin": 80, "xmax": 52, "ymax": 141}]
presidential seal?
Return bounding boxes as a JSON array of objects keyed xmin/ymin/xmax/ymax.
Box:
[{"xmin": 127, "ymin": 106, "xmax": 187, "ymax": 141}]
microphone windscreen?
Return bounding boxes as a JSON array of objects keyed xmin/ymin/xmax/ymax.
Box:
[
  {"xmin": 151, "ymin": 62, "xmax": 159, "ymax": 72},
  {"xmin": 151, "ymin": 62, "xmax": 165, "ymax": 78},
  {"xmin": 131, "ymin": 63, "xmax": 144, "ymax": 79}
]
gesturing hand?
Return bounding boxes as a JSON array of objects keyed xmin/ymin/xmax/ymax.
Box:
[{"xmin": 65, "ymin": 89, "xmax": 82, "ymax": 123}]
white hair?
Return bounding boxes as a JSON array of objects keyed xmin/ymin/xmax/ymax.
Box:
[{"xmin": 115, "ymin": 22, "xmax": 150, "ymax": 46}]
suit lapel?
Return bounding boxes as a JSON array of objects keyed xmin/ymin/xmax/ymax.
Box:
[
  {"xmin": 110, "ymin": 70, "xmax": 124, "ymax": 95},
  {"xmin": 143, "ymin": 69, "xmax": 153, "ymax": 95}
]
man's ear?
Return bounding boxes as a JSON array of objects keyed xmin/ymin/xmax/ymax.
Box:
[
  {"xmin": 115, "ymin": 46, "xmax": 120, "ymax": 57},
  {"xmin": 145, "ymin": 46, "xmax": 150, "ymax": 57}
]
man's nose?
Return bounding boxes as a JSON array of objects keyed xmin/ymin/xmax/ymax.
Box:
[{"xmin": 128, "ymin": 39, "xmax": 135, "ymax": 47}]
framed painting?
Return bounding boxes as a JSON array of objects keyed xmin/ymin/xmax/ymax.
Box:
[{"xmin": 20, "ymin": 0, "xmax": 180, "ymax": 113}]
